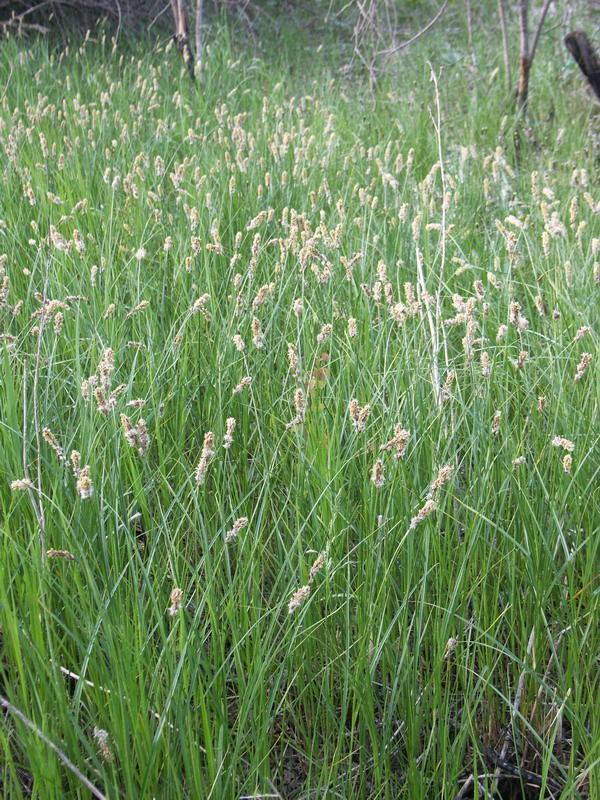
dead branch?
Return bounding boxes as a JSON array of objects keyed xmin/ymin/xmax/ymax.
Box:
[
  {"xmin": 21, "ymin": 363, "xmax": 44, "ymax": 544},
  {"xmin": 516, "ymin": 0, "xmax": 555, "ymax": 113},
  {"xmin": 0, "ymin": 10, "xmax": 49, "ymax": 32},
  {"xmin": 529, "ymin": 0, "xmax": 553, "ymax": 64},
  {"xmin": 33, "ymin": 268, "xmax": 49, "ymax": 564},
  {"xmin": 465, "ymin": 0, "xmax": 473, "ymax": 52},
  {"xmin": 375, "ymin": 0, "xmax": 448, "ymax": 57},
  {"xmin": 353, "ymin": 0, "xmax": 380, "ymax": 91},
  {"xmin": 2, "ymin": 0, "xmax": 168, "ymax": 28},
  {"xmin": 491, "ymin": 627, "xmax": 535, "ymax": 794},
  {"xmin": 51, "ymin": 662, "xmax": 207, "ymax": 748},
  {"xmin": 522, "ymin": 626, "xmax": 571, "ymax": 766},
  {"xmin": 517, "ymin": 0, "xmax": 530, "ymax": 111},
  {"xmin": 0, "ymin": 695, "xmax": 107, "ymax": 800},
  {"xmin": 497, "ymin": 0, "xmax": 510, "ymax": 91}
]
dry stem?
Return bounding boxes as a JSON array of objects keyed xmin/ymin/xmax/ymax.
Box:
[
  {"xmin": 32, "ymin": 269, "xmax": 49, "ymax": 563},
  {"xmin": 0, "ymin": 695, "xmax": 107, "ymax": 800},
  {"xmin": 21, "ymin": 363, "xmax": 43, "ymax": 542},
  {"xmin": 497, "ymin": 0, "xmax": 511, "ymax": 91},
  {"xmin": 492, "ymin": 627, "xmax": 536, "ymax": 792}
]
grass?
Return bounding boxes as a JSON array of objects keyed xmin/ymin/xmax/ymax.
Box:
[{"xmin": 0, "ymin": 11, "xmax": 598, "ymax": 799}]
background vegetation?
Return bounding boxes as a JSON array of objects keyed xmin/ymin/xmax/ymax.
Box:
[{"xmin": 0, "ymin": 2, "xmax": 599, "ymax": 798}]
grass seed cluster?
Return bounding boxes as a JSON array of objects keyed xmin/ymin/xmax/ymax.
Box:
[{"xmin": 0, "ymin": 23, "xmax": 598, "ymax": 800}]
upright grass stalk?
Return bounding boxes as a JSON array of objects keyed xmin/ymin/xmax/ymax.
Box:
[{"xmin": 0, "ymin": 20, "xmax": 597, "ymax": 800}]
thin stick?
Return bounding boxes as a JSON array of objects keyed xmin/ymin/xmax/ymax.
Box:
[
  {"xmin": 33, "ymin": 268, "xmax": 49, "ymax": 564},
  {"xmin": 147, "ymin": 2, "xmax": 171, "ymax": 30},
  {"xmin": 517, "ymin": 0, "xmax": 530, "ymax": 111},
  {"xmin": 522, "ymin": 625, "xmax": 570, "ymax": 765},
  {"xmin": 529, "ymin": 0, "xmax": 553, "ymax": 64},
  {"xmin": 353, "ymin": 0, "xmax": 378, "ymax": 92},
  {"xmin": 55, "ymin": 664, "xmax": 113, "ymax": 694},
  {"xmin": 530, "ymin": 626, "xmax": 569, "ymax": 723},
  {"xmin": 431, "ymin": 65, "xmax": 450, "ymax": 381},
  {"xmin": 497, "ymin": 0, "xmax": 511, "ymax": 91},
  {"xmin": 0, "ymin": 13, "xmax": 49, "ymax": 34},
  {"xmin": 454, "ymin": 774, "xmax": 474, "ymax": 800},
  {"xmin": 416, "ymin": 246, "xmax": 440, "ymax": 407},
  {"xmin": 492, "ymin": 627, "xmax": 535, "ymax": 793},
  {"xmin": 53, "ymin": 663, "xmax": 205, "ymax": 748},
  {"xmin": 114, "ymin": 0, "xmax": 123, "ymax": 43},
  {"xmin": 239, "ymin": 795, "xmax": 281, "ymax": 799},
  {"xmin": 505, "ymin": 627, "xmax": 536, "ymax": 756},
  {"xmin": 309, "ymin": 691, "xmax": 425, "ymax": 798},
  {"xmin": 454, "ymin": 774, "xmax": 495, "ymax": 800},
  {"xmin": 376, "ymin": 0, "xmax": 448, "ymax": 57},
  {"xmin": 7, "ymin": 0, "xmax": 53, "ymax": 20},
  {"xmin": 0, "ymin": 694, "xmax": 107, "ymax": 800},
  {"xmin": 465, "ymin": 0, "xmax": 473, "ymax": 53},
  {"xmin": 419, "ymin": 65, "xmax": 451, "ymax": 410},
  {"xmin": 22, "ymin": 362, "xmax": 43, "ymax": 532}
]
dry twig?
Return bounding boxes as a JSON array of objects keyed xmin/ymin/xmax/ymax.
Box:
[
  {"xmin": 491, "ymin": 627, "xmax": 536, "ymax": 793},
  {"xmin": 375, "ymin": 0, "xmax": 448, "ymax": 57},
  {"xmin": 0, "ymin": 695, "xmax": 107, "ymax": 800},
  {"xmin": 497, "ymin": 0, "xmax": 511, "ymax": 91},
  {"xmin": 33, "ymin": 269, "xmax": 49, "ymax": 564}
]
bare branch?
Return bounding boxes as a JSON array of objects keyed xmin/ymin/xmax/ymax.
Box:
[
  {"xmin": 33, "ymin": 266, "xmax": 49, "ymax": 563},
  {"xmin": 491, "ymin": 627, "xmax": 535, "ymax": 794},
  {"xmin": 376, "ymin": 0, "xmax": 448, "ymax": 57},
  {"xmin": 529, "ymin": 0, "xmax": 553, "ymax": 65},
  {"xmin": 0, "ymin": 695, "xmax": 107, "ymax": 800},
  {"xmin": 497, "ymin": 0, "xmax": 511, "ymax": 91},
  {"xmin": 0, "ymin": 12, "xmax": 49, "ymax": 33},
  {"xmin": 21, "ymin": 363, "xmax": 43, "ymax": 531},
  {"xmin": 517, "ymin": 0, "xmax": 530, "ymax": 110}
]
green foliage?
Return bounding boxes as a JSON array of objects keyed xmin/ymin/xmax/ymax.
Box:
[{"xmin": 0, "ymin": 21, "xmax": 598, "ymax": 800}]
